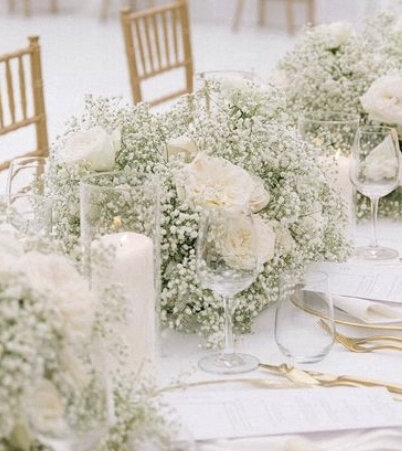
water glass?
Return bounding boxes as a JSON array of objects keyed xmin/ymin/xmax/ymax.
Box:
[{"xmin": 275, "ymin": 269, "xmax": 334, "ymax": 364}]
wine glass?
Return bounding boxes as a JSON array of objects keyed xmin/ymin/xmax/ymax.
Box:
[
  {"xmin": 275, "ymin": 268, "xmax": 334, "ymax": 364},
  {"xmin": 196, "ymin": 207, "xmax": 260, "ymax": 374},
  {"xmin": 350, "ymin": 126, "xmax": 401, "ymax": 260},
  {"xmin": 27, "ymin": 344, "xmax": 113, "ymax": 451},
  {"xmin": 6, "ymin": 156, "xmax": 48, "ymax": 203}
]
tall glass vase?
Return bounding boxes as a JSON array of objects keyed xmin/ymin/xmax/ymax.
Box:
[{"xmin": 80, "ymin": 171, "xmax": 160, "ymax": 376}]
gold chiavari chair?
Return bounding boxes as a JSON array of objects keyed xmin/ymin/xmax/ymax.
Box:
[
  {"xmin": 120, "ymin": 0, "xmax": 194, "ymax": 106},
  {"xmin": 233, "ymin": 0, "xmax": 315, "ymax": 35},
  {"xmin": 8, "ymin": 0, "xmax": 59, "ymax": 17},
  {"xmin": 0, "ymin": 36, "xmax": 49, "ymax": 172}
]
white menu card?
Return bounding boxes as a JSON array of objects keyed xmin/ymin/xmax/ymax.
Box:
[{"xmin": 165, "ymin": 387, "xmax": 402, "ymax": 441}]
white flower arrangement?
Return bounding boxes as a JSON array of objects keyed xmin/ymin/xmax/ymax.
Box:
[
  {"xmin": 0, "ymin": 209, "xmax": 170, "ymax": 450},
  {"xmin": 273, "ymin": 12, "xmax": 402, "ymax": 219},
  {"xmin": 48, "ymin": 84, "xmax": 349, "ymax": 346}
]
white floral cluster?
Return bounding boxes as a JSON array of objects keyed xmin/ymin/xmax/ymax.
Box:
[
  {"xmin": 49, "ymin": 81, "xmax": 349, "ymax": 346},
  {"xmin": 0, "ymin": 210, "xmax": 170, "ymax": 450},
  {"xmin": 273, "ymin": 12, "xmax": 402, "ymax": 218}
]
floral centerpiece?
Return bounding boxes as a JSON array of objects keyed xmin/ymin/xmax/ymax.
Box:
[
  {"xmin": 49, "ymin": 82, "xmax": 349, "ymax": 346},
  {"xmin": 0, "ymin": 208, "xmax": 170, "ymax": 451},
  {"xmin": 273, "ymin": 12, "xmax": 402, "ymax": 218}
]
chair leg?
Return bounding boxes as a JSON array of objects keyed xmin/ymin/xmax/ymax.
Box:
[
  {"xmin": 285, "ymin": 0, "xmax": 295, "ymax": 35},
  {"xmin": 100, "ymin": 0, "xmax": 110, "ymax": 21},
  {"xmin": 232, "ymin": 0, "xmax": 245, "ymax": 32},
  {"xmin": 8, "ymin": 0, "xmax": 16, "ymax": 13},
  {"xmin": 307, "ymin": 0, "xmax": 315, "ymax": 26},
  {"xmin": 50, "ymin": 0, "xmax": 58, "ymax": 13},
  {"xmin": 257, "ymin": 0, "xmax": 265, "ymax": 26},
  {"xmin": 23, "ymin": 0, "xmax": 31, "ymax": 17}
]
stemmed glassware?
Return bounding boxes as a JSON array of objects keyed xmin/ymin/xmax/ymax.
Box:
[
  {"xmin": 350, "ymin": 126, "xmax": 401, "ymax": 260},
  {"xmin": 6, "ymin": 156, "xmax": 48, "ymax": 202},
  {"xmin": 196, "ymin": 206, "xmax": 260, "ymax": 374}
]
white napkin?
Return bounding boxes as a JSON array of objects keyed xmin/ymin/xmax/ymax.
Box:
[{"xmin": 333, "ymin": 295, "xmax": 402, "ymax": 324}]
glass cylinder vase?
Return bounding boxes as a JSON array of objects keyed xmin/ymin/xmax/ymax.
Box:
[{"xmin": 80, "ymin": 171, "xmax": 160, "ymax": 377}]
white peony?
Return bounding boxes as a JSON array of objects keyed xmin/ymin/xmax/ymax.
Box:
[
  {"xmin": 219, "ymin": 215, "xmax": 276, "ymax": 269},
  {"xmin": 315, "ymin": 22, "xmax": 354, "ymax": 49},
  {"xmin": 18, "ymin": 252, "xmax": 95, "ymax": 343},
  {"xmin": 361, "ymin": 76, "xmax": 402, "ymax": 126},
  {"xmin": 30, "ymin": 381, "xmax": 66, "ymax": 434},
  {"xmin": 221, "ymin": 75, "xmax": 253, "ymax": 94},
  {"xmin": 60, "ymin": 126, "xmax": 120, "ymax": 171},
  {"xmin": 177, "ymin": 153, "xmax": 270, "ymax": 211},
  {"xmin": 166, "ymin": 135, "xmax": 198, "ymax": 162}
]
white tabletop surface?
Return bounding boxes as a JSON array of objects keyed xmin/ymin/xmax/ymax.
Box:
[{"xmin": 158, "ymin": 220, "xmax": 402, "ymax": 450}]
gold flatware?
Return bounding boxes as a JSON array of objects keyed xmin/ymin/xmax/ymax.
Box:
[
  {"xmin": 259, "ymin": 362, "xmax": 402, "ymax": 396},
  {"xmin": 320, "ymin": 320, "xmax": 402, "ymax": 354}
]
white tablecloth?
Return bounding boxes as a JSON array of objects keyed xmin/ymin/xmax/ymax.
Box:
[{"xmin": 158, "ymin": 220, "xmax": 402, "ymax": 450}]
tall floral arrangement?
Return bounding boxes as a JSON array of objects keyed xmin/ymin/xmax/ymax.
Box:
[
  {"xmin": 0, "ymin": 208, "xmax": 170, "ymax": 451},
  {"xmin": 273, "ymin": 12, "xmax": 402, "ymax": 218},
  {"xmin": 49, "ymin": 82, "xmax": 349, "ymax": 346}
]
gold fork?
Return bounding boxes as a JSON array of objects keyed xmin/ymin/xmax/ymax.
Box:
[{"xmin": 319, "ymin": 320, "xmax": 402, "ymax": 353}]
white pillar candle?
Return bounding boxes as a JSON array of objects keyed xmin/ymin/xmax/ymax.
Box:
[
  {"xmin": 335, "ymin": 155, "xmax": 355, "ymax": 238},
  {"xmin": 93, "ymin": 232, "xmax": 156, "ymax": 376}
]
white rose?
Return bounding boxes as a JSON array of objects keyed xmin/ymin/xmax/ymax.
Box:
[
  {"xmin": 166, "ymin": 135, "xmax": 198, "ymax": 162},
  {"xmin": 177, "ymin": 153, "xmax": 270, "ymax": 211},
  {"xmin": 60, "ymin": 126, "xmax": 120, "ymax": 171},
  {"xmin": 361, "ymin": 76, "xmax": 402, "ymax": 126},
  {"xmin": 221, "ymin": 75, "xmax": 253, "ymax": 95},
  {"xmin": 30, "ymin": 381, "xmax": 67, "ymax": 434},
  {"xmin": 315, "ymin": 22, "xmax": 354, "ymax": 49},
  {"xmin": 219, "ymin": 215, "xmax": 276, "ymax": 270},
  {"xmin": 363, "ymin": 134, "xmax": 400, "ymax": 182},
  {"xmin": 268, "ymin": 69, "xmax": 289, "ymax": 90},
  {"xmin": 18, "ymin": 252, "xmax": 95, "ymax": 343}
]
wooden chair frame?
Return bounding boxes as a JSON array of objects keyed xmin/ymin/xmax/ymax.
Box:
[
  {"xmin": 121, "ymin": 0, "xmax": 194, "ymax": 106},
  {"xmin": 8, "ymin": 0, "xmax": 59, "ymax": 17},
  {"xmin": 0, "ymin": 36, "xmax": 49, "ymax": 172},
  {"xmin": 233, "ymin": 0, "xmax": 315, "ymax": 35}
]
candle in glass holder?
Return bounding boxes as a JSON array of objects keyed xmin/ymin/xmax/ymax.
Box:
[
  {"xmin": 335, "ymin": 155, "xmax": 355, "ymax": 237},
  {"xmin": 93, "ymin": 231, "xmax": 156, "ymax": 375}
]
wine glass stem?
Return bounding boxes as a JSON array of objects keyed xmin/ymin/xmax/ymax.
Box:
[
  {"xmin": 223, "ymin": 297, "xmax": 234, "ymax": 355},
  {"xmin": 370, "ymin": 197, "xmax": 379, "ymax": 248}
]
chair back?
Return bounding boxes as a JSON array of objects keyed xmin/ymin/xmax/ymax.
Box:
[
  {"xmin": 121, "ymin": 0, "xmax": 194, "ymax": 106},
  {"xmin": 0, "ymin": 36, "xmax": 48, "ymax": 171}
]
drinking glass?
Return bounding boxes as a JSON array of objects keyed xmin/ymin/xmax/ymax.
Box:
[
  {"xmin": 275, "ymin": 269, "xmax": 334, "ymax": 364},
  {"xmin": 196, "ymin": 207, "xmax": 260, "ymax": 374},
  {"xmin": 80, "ymin": 171, "xmax": 160, "ymax": 374},
  {"xmin": 6, "ymin": 156, "xmax": 48, "ymax": 203},
  {"xmin": 350, "ymin": 126, "xmax": 401, "ymax": 260},
  {"xmin": 298, "ymin": 112, "xmax": 360, "ymax": 236},
  {"xmin": 27, "ymin": 344, "xmax": 113, "ymax": 451},
  {"xmin": 298, "ymin": 111, "xmax": 360, "ymax": 157},
  {"xmin": 8, "ymin": 193, "xmax": 52, "ymax": 237}
]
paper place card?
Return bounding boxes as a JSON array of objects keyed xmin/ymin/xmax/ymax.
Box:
[
  {"xmin": 316, "ymin": 263, "xmax": 402, "ymax": 305},
  {"xmin": 165, "ymin": 387, "xmax": 402, "ymax": 441}
]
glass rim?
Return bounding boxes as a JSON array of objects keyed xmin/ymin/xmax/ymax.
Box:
[
  {"xmin": 357, "ymin": 125, "xmax": 397, "ymax": 135},
  {"xmin": 298, "ymin": 111, "xmax": 360, "ymax": 125},
  {"xmin": 9, "ymin": 193, "xmax": 52, "ymax": 205},
  {"xmin": 196, "ymin": 70, "xmax": 261, "ymax": 81},
  {"xmin": 80, "ymin": 170, "xmax": 159, "ymax": 191},
  {"xmin": 201, "ymin": 204, "xmax": 253, "ymax": 215}
]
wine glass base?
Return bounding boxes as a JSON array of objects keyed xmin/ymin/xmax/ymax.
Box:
[
  {"xmin": 354, "ymin": 246, "xmax": 399, "ymax": 261},
  {"xmin": 198, "ymin": 352, "xmax": 259, "ymax": 375}
]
